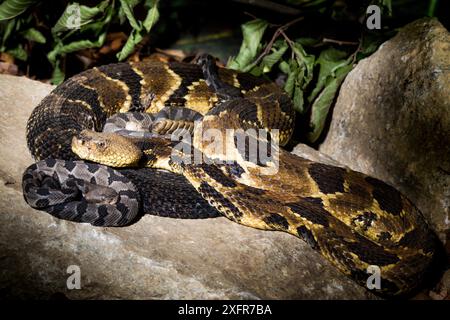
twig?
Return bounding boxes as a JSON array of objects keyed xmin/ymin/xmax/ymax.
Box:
[
  {"xmin": 351, "ymin": 33, "xmax": 364, "ymax": 65},
  {"xmin": 279, "ymin": 29, "xmax": 294, "ymax": 48},
  {"xmin": 322, "ymin": 38, "xmax": 359, "ymax": 46},
  {"xmin": 252, "ymin": 16, "xmax": 304, "ymax": 66},
  {"xmin": 243, "ymin": 11, "xmax": 259, "ymax": 21},
  {"xmin": 281, "ymin": 16, "xmax": 305, "ymax": 30}
]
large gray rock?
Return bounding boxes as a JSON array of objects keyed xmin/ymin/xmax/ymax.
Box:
[
  {"xmin": 319, "ymin": 18, "xmax": 450, "ymax": 243},
  {"xmin": 0, "ymin": 75, "xmax": 376, "ymax": 299}
]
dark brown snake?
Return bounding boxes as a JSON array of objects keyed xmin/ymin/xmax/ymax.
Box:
[{"xmin": 22, "ymin": 56, "xmax": 443, "ymax": 297}]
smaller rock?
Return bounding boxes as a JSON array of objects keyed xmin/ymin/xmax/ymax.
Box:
[{"xmin": 291, "ymin": 143, "xmax": 344, "ymax": 167}]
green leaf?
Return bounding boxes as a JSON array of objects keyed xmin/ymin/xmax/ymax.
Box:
[
  {"xmin": 279, "ymin": 60, "xmax": 290, "ymax": 74},
  {"xmin": 291, "ymin": 41, "xmax": 315, "ymax": 89},
  {"xmin": 0, "ymin": 0, "xmax": 39, "ymax": 21},
  {"xmin": 47, "ymin": 1, "xmax": 114, "ymax": 83},
  {"xmin": 307, "ymin": 63, "xmax": 352, "ymax": 143},
  {"xmin": 260, "ymin": 40, "xmax": 288, "ymax": 73},
  {"xmin": 249, "ymin": 65, "xmax": 263, "ymax": 77},
  {"xmin": 227, "ymin": 19, "xmax": 268, "ymax": 72},
  {"xmin": 119, "ymin": 0, "xmax": 141, "ymax": 31},
  {"xmin": 1, "ymin": 18, "xmax": 16, "ymax": 47},
  {"xmin": 295, "ymin": 37, "xmax": 320, "ymax": 47},
  {"xmin": 293, "ymin": 83, "xmax": 305, "ymax": 113},
  {"xmin": 281, "ymin": 60, "xmax": 307, "ymax": 113},
  {"xmin": 305, "ymin": 47, "xmax": 354, "ymax": 141},
  {"xmin": 21, "ymin": 27, "xmax": 46, "ymax": 43},
  {"xmin": 118, "ymin": 0, "xmax": 140, "ymax": 24},
  {"xmin": 116, "ymin": 0, "xmax": 159, "ymax": 61},
  {"xmin": 308, "ymin": 47, "xmax": 349, "ymax": 103},
  {"xmin": 47, "ymin": 33, "xmax": 107, "ymax": 65},
  {"xmin": 52, "ymin": 1, "xmax": 110, "ymax": 35},
  {"xmin": 6, "ymin": 44, "xmax": 27, "ymax": 60},
  {"xmin": 281, "ymin": 60, "xmax": 297, "ymax": 97},
  {"xmin": 277, "ymin": 42, "xmax": 316, "ymax": 113},
  {"xmin": 116, "ymin": 29, "xmax": 142, "ymax": 61},
  {"xmin": 47, "ymin": 32, "xmax": 107, "ymax": 84},
  {"xmin": 51, "ymin": 60, "xmax": 65, "ymax": 85},
  {"xmin": 142, "ymin": 0, "xmax": 159, "ymax": 33},
  {"xmin": 378, "ymin": 0, "xmax": 392, "ymax": 16},
  {"xmin": 78, "ymin": 1, "xmax": 114, "ymax": 36}
]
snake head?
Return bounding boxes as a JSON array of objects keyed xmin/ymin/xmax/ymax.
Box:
[{"xmin": 72, "ymin": 130, "xmax": 142, "ymax": 167}]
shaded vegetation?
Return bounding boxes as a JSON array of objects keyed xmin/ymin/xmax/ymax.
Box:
[{"xmin": 0, "ymin": 0, "xmax": 447, "ymax": 142}]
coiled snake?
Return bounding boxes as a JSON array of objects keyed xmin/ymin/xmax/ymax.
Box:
[{"xmin": 22, "ymin": 55, "xmax": 441, "ymax": 297}]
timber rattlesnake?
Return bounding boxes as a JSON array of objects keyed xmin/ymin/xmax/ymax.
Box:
[{"xmin": 22, "ymin": 55, "xmax": 441, "ymax": 297}]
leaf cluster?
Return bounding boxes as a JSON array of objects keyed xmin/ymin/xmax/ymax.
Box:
[{"xmin": 0, "ymin": 0, "xmax": 160, "ymax": 83}]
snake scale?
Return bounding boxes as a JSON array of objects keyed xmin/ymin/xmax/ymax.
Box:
[{"xmin": 22, "ymin": 56, "xmax": 442, "ymax": 297}]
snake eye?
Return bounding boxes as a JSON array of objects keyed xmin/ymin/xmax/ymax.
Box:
[{"xmin": 96, "ymin": 141, "xmax": 106, "ymax": 148}]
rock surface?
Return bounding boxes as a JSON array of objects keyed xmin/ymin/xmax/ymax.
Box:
[
  {"xmin": 0, "ymin": 75, "xmax": 376, "ymax": 299},
  {"xmin": 319, "ymin": 18, "xmax": 450, "ymax": 242},
  {"xmin": 292, "ymin": 143, "xmax": 343, "ymax": 168}
]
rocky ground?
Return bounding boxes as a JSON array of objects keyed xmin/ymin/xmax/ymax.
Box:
[{"xmin": 0, "ymin": 18, "xmax": 448, "ymax": 299}]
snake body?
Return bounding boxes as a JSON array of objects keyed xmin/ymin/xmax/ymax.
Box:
[{"xmin": 23, "ymin": 58, "xmax": 441, "ymax": 297}]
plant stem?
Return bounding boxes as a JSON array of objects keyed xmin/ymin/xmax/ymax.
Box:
[
  {"xmin": 322, "ymin": 38, "xmax": 359, "ymax": 46},
  {"xmin": 427, "ymin": 0, "xmax": 438, "ymax": 17}
]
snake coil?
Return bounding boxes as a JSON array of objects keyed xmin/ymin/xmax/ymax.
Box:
[{"xmin": 23, "ymin": 58, "xmax": 443, "ymax": 297}]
